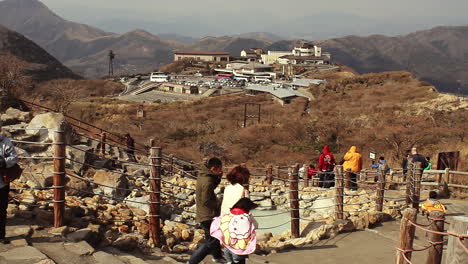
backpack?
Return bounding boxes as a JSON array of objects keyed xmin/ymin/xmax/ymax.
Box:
[{"xmin": 0, "ymin": 163, "xmax": 23, "ymax": 183}]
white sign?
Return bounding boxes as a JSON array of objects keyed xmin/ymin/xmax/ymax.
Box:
[{"xmin": 369, "ymin": 152, "xmax": 376, "ymax": 160}]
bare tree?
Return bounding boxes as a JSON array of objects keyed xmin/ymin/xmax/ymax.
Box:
[
  {"xmin": 49, "ymin": 79, "xmax": 79, "ymax": 113},
  {"xmin": 0, "ymin": 55, "xmax": 28, "ymax": 96}
]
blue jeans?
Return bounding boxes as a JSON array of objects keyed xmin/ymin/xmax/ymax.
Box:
[
  {"xmin": 188, "ymin": 220, "xmax": 222, "ymax": 264},
  {"xmin": 224, "ymin": 247, "xmax": 246, "ymax": 264}
]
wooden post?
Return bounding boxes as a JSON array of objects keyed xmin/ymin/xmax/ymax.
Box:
[
  {"xmin": 289, "ymin": 164, "xmax": 300, "ymax": 238},
  {"xmin": 169, "ymin": 154, "xmax": 174, "ymax": 176},
  {"xmin": 335, "ymin": 165, "xmax": 344, "ymax": 220},
  {"xmin": 266, "ymin": 165, "xmax": 273, "ymax": 185},
  {"xmin": 426, "ymin": 211, "xmax": 445, "ymax": 264},
  {"xmin": 439, "ymin": 168, "xmax": 450, "ymax": 197},
  {"xmin": 53, "ymin": 122, "xmax": 66, "ymax": 228},
  {"xmin": 406, "ymin": 162, "xmax": 414, "ymax": 207},
  {"xmin": 412, "ymin": 162, "xmax": 423, "ymax": 211},
  {"xmin": 275, "ymin": 166, "xmax": 280, "ymax": 180},
  {"xmin": 344, "ymin": 169, "xmax": 351, "ymax": 189},
  {"xmin": 376, "ymin": 167, "xmax": 386, "ymax": 212},
  {"xmin": 396, "ymin": 208, "xmax": 418, "ymax": 264},
  {"xmin": 148, "ymin": 139, "xmax": 162, "ymax": 247},
  {"xmin": 303, "ymin": 165, "xmax": 309, "ymax": 188},
  {"xmin": 100, "ymin": 132, "xmax": 106, "ymax": 155},
  {"xmin": 445, "ymin": 216, "xmax": 468, "ymax": 264}
]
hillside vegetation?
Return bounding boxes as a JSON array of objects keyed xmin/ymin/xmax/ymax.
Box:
[{"xmin": 56, "ymin": 71, "xmax": 467, "ymax": 170}]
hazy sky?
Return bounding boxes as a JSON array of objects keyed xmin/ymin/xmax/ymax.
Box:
[{"xmin": 40, "ymin": 0, "xmax": 468, "ymax": 38}]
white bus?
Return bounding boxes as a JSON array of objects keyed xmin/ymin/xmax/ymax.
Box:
[
  {"xmin": 253, "ymin": 75, "xmax": 273, "ymax": 83},
  {"xmin": 150, "ymin": 72, "xmax": 170, "ymax": 82}
]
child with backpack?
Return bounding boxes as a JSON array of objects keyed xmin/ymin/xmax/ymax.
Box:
[
  {"xmin": 210, "ymin": 198, "xmax": 258, "ymax": 264},
  {"xmin": 420, "ymin": 191, "xmax": 447, "ymax": 216}
]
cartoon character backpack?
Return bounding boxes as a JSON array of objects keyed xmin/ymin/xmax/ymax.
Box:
[{"xmin": 210, "ymin": 209, "xmax": 257, "ymax": 255}]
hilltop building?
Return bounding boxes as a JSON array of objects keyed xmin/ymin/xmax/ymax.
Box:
[
  {"xmin": 257, "ymin": 41, "xmax": 330, "ymax": 65},
  {"xmin": 174, "ymin": 51, "xmax": 230, "ymax": 62},
  {"xmin": 215, "ymin": 61, "xmax": 276, "ymax": 81},
  {"xmin": 245, "ymin": 84, "xmax": 308, "ymax": 105}
]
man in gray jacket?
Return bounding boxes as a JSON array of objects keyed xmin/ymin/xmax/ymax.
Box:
[{"xmin": 0, "ymin": 122, "xmax": 19, "ymax": 244}]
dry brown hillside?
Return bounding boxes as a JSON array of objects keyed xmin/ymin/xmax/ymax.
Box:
[{"xmin": 52, "ymin": 71, "xmax": 467, "ymax": 170}]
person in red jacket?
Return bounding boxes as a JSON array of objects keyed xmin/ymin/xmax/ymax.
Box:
[{"xmin": 317, "ymin": 145, "xmax": 335, "ymax": 188}]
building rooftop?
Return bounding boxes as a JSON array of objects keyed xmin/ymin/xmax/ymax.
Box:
[
  {"xmin": 246, "ymin": 84, "xmax": 308, "ymax": 99},
  {"xmin": 287, "ymin": 78, "xmax": 324, "ymax": 87},
  {"xmin": 280, "ymin": 55, "xmax": 325, "ymax": 60},
  {"xmin": 175, "ymin": 51, "xmax": 229, "ymax": 56}
]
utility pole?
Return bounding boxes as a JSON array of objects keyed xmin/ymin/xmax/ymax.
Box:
[
  {"xmin": 108, "ymin": 50, "xmax": 115, "ymax": 77},
  {"xmin": 243, "ymin": 103, "xmax": 261, "ymax": 127}
]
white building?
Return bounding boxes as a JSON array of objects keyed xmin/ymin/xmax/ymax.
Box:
[{"xmin": 261, "ymin": 51, "xmax": 294, "ymax": 65}]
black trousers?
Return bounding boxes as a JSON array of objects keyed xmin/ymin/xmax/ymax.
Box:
[
  {"xmin": 0, "ymin": 184, "xmax": 10, "ymax": 239},
  {"xmin": 188, "ymin": 219, "xmax": 222, "ymax": 264}
]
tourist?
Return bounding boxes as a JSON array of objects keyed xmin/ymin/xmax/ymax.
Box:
[
  {"xmin": 0, "ymin": 122, "xmax": 19, "ymax": 244},
  {"xmin": 343, "ymin": 146, "xmax": 362, "ymax": 190},
  {"xmin": 125, "ymin": 133, "xmax": 136, "ymax": 162},
  {"xmin": 211, "ymin": 198, "xmax": 258, "ymax": 264},
  {"xmin": 317, "ymin": 145, "xmax": 335, "ymax": 188},
  {"xmin": 220, "ymin": 165, "xmax": 250, "ymax": 215},
  {"xmin": 308, "ymin": 164, "xmax": 317, "ymax": 185},
  {"xmin": 409, "ymin": 147, "xmax": 429, "ymax": 169},
  {"xmin": 401, "ymin": 150, "xmax": 411, "ymax": 181},
  {"xmin": 371, "ymin": 156, "xmax": 390, "ymax": 182},
  {"xmin": 424, "ymin": 157, "xmax": 432, "ymax": 170},
  {"xmin": 420, "ymin": 191, "xmax": 446, "ymax": 216},
  {"xmin": 189, "ymin": 157, "xmax": 224, "ymax": 264},
  {"xmin": 298, "ymin": 164, "xmax": 308, "ymax": 179}
]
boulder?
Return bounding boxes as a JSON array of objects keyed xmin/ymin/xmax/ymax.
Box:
[
  {"xmin": 112, "ymin": 234, "xmax": 140, "ymax": 252},
  {"xmin": 66, "ymin": 145, "xmax": 95, "ymax": 174},
  {"xmin": 0, "ymin": 107, "xmax": 31, "ymax": 125},
  {"xmin": 26, "ymin": 112, "xmax": 72, "ymax": 143},
  {"xmin": 20, "ymin": 163, "xmax": 54, "ymax": 188},
  {"xmin": 67, "ymin": 228, "xmax": 96, "ymax": 243},
  {"xmin": 65, "ymin": 171, "xmax": 93, "ymax": 196},
  {"xmin": 93, "ymin": 170, "xmax": 130, "ymax": 200},
  {"xmin": 257, "ymin": 199, "xmax": 274, "ymax": 210}
]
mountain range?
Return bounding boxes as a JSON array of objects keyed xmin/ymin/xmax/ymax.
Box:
[
  {"xmin": 0, "ymin": 24, "xmax": 79, "ymax": 81},
  {"xmin": 0, "ymin": 0, "xmax": 467, "ymax": 93}
]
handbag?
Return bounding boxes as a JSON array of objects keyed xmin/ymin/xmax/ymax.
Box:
[{"xmin": 1, "ymin": 163, "xmax": 23, "ymax": 183}]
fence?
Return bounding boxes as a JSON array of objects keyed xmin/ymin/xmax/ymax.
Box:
[
  {"xmin": 8, "ymin": 111, "xmax": 468, "ymax": 261},
  {"xmin": 396, "ymin": 208, "xmax": 468, "ymax": 264}
]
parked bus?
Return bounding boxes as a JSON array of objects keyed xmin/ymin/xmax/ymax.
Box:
[
  {"xmin": 217, "ymin": 73, "xmax": 233, "ymax": 80},
  {"xmin": 150, "ymin": 72, "xmax": 170, "ymax": 82},
  {"xmin": 253, "ymin": 75, "xmax": 273, "ymax": 82}
]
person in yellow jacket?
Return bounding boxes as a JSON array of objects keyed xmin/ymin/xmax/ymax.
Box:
[
  {"xmin": 343, "ymin": 146, "xmax": 362, "ymax": 190},
  {"xmin": 420, "ymin": 191, "xmax": 447, "ymax": 216}
]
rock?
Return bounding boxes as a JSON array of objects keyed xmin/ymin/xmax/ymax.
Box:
[
  {"xmin": 35, "ymin": 260, "xmax": 56, "ymax": 264},
  {"xmin": 93, "ymin": 251, "xmax": 125, "ymax": 264},
  {"xmin": 48, "ymin": 226, "xmax": 70, "ymax": 236},
  {"xmin": 66, "ymin": 145, "xmax": 95, "ymax": 174},
  {"xmin": 64, "ymin": 241, "xmax": 95, "ymax": 256},
  {"xmin": 34, "ymin": 209, "xmax": 54, "ymax": 226},
  {"xmin": 368, "ymin": 211, "xmax": 392, "ymax": 225},
  {"xmin": 15, "ymin": 210, "xmax": 34, "ymax": 219},
  {"xmin": 125, "ymin": 196, "xmax": 149, "ymax": 214},
  {"xmin": 93, "ymin": 170, "xmax": 130, "ymax": 199},
  {"xmin": 333, "ymin": 219, "xmax": 355, "ymax": 232},
  {"xmin": 9, "ymin": 225, "xmax": 32, "ymax": 237},
  {"xmin": 112, "ymin": 234, "xmax": 140, "ymax": 252},
  {"xmin": 0, "ymin": 107, "xmax": 31, "ymax": 125},
  {"xmin": 172, "ymin": 244, "xmax": 189, "ymax": 253},
  {"xmin": 117, "ymin": 255, "xmax": 148, "ymax": 264},
  {"xmin": 0, "ymin": 246, "xmax": 49, "ymax": 263},
  {"xmin": 311, "ymin": 198, "xmax": 335, "ymax": 215},
  {"xmin": 67, "ymin": 228, "xmax": 94, "ymax": 243},
  {"xmin": 20, "ymin": 163, "xmax": 54, "ymax": 188},
  {"xmin": 92, "ymin": 159, "xmax": 115, "ymax": 170},
  {"xmin": 65, "ymin": 171, "xmax": 93, "ymax": 196},
  {"xmin": 350, "ymin": 213, "xmax": 370, "ymax": 230},
  {"xmin": 305, "ymin": 224, "xmax": 333, "ymax": 242},
  {"xmin": 26, "ymin": 112, "xmax": 70, "ymax": 143},
  {"xmin": 257, "ymin": 199, "xmax": 274, "ymax": 210},
  {"xmin": 256, "ymin": 232, "xmax": 273, "ymax": 243},
  {"xmin": 165, "ymin": 234, "xmax": 178, "ymax": 248},
  {"xmin": 10, "ymin": 238, "xmax": 28, "ymax": 247},
  {"xmin": 181, "ymin": 229, "xmax": 192, "ymax": 241}
]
